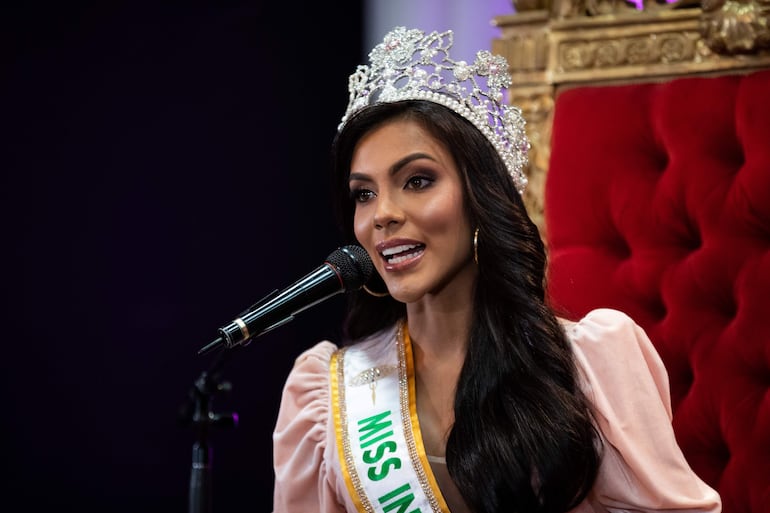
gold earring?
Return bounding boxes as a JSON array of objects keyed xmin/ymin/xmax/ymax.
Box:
[
  {"xmin": 363, "ymin": 284, "xmax": 390, "ymax": 298},
  {"xmin": 473, "ymin": 227, "xmax": 479, "ymax": 265}
]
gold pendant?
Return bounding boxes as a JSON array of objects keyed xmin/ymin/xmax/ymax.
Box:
[{"xmin": 350, "ymin": 364, "xmax": 397, "ymax": 406}]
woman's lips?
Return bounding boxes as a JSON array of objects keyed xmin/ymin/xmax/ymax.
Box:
[{"xmin": 379, "ymin": 243, "xmax": 425, "ymax": 272}]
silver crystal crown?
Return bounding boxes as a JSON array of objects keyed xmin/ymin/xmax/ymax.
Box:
[{"xmin": 339, "ymin": 26, "xmax": 529, "ymax": 193}]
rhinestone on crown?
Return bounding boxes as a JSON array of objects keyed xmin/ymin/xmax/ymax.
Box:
[{"xmin": 339, "ymin": 26, "xmax": 530, "ymax": 194}]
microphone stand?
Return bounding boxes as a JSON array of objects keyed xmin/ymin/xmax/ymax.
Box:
[{"xmin": 180, "ymin": 347, "xmax": 239, "ymax": 513}]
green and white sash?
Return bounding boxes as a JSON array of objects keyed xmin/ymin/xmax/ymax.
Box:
[{"xmin": 331, "ymin": 322, "xmax": 449, "ymax": 513}]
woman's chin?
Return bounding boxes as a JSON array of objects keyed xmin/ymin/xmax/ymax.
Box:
[{"xmin": 386, "ymin": 285, "xmax": 418, "ymax": 304}]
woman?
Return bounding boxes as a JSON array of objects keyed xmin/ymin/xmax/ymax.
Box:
[{"xmin": 272, "ymin": 27, "xmax": 721, "ymax": 513}]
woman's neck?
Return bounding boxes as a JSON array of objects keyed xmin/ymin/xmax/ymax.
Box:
[
  {"xmin": 404, "ymin": 260, "xmax": 476, "ymax": 359},
  {"xmin": 406, "ymin": 305, "xmax": 471, "ymax": 361}
]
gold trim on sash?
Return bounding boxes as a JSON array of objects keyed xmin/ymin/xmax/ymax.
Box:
[
  {"xmin": 399, "ymin": 323, "xmax": 451, "ymax": 513},
  {"xmin": 332, "ymin": 348, "xmax": 375, "ymax": 513}
]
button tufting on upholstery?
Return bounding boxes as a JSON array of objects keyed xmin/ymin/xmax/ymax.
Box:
[{"xmin": 545, "ymin": 69, "xmax": 770, "ymax": 513}]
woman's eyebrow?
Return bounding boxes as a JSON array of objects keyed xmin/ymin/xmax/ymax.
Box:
[{"xmin": 349, "ymin": 152, "xmax": 436, "ymax": 183}]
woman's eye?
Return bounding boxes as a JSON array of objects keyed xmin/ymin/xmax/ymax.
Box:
[
  {"xmin": 351, "ymin": 188, "xmax": 375, "ymax": 203},
  {"xmin": 405, "ymin": 175, "xmax": 433, "ymax": 190}
]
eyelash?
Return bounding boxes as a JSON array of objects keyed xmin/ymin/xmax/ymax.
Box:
[
  {"xmin": 350, "ymin": 175, "xmax": 435, "ymax": 203},
  {"xmin": 406, "ymin": 175, "xmax": 433, "ymax": 190},
  {"xmin": 350, "ymin": 188, "xmax": 374, "ymax": 203}
]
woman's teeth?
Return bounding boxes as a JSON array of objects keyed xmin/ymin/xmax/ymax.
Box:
[{"xmin": 381, "ymin": 244, "xmax": 423, "ymax": 264}]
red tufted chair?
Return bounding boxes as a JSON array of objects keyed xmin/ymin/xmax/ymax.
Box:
[
  {"xmin": 493, "ymin": 1, "xmax": 770, "ymax": 511},
  {"xmin": 547, "ymin": 67, "xmax": 770, "ymax": 513}
]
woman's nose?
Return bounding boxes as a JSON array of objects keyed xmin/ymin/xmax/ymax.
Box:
[{"xmin": 372, "ymin": 193, "xmax": 405, "ymax": 229}]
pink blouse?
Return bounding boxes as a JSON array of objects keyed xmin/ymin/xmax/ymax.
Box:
[{"xmin": 272, "ymin": 308, "xmax": 722, "ymax": 512}]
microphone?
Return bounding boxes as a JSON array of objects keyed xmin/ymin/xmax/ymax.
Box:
[{"xmin": 197, "ymin": 245, "xmax": 373, "ymax": 355}]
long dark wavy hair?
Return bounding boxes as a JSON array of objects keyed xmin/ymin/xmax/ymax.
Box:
[{"xmin": 330, "ymin": 100, "xmax": 601, "ymax": 513}]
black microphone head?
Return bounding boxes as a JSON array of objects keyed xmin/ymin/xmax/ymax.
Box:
[{"xmin": 326, "ymin": 245, "xmax": 373, "ymax": 291}]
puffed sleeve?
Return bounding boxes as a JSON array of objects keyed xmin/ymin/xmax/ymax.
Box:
[
  {"xmin": 272, "ymin": 341, "xmax": 345, "ymax": 513},
  {"xmin": 568, "ymin": 309, "xmax": 721, "ymax": 513}
]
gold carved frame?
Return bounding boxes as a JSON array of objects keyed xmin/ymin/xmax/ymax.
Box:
[{"xmin": 492, "ymin": 0, "xmax": 770, "ymax": 237}]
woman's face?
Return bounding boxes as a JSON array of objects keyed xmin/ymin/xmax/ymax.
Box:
[{"xmin": 349, "ymin": 118, "xmax": 476, "ymax": 304}]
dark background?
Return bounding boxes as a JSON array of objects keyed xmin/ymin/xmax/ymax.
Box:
[{"xmin": 3, "ymin": 3, "xmax": 364, "ymax": 512}]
